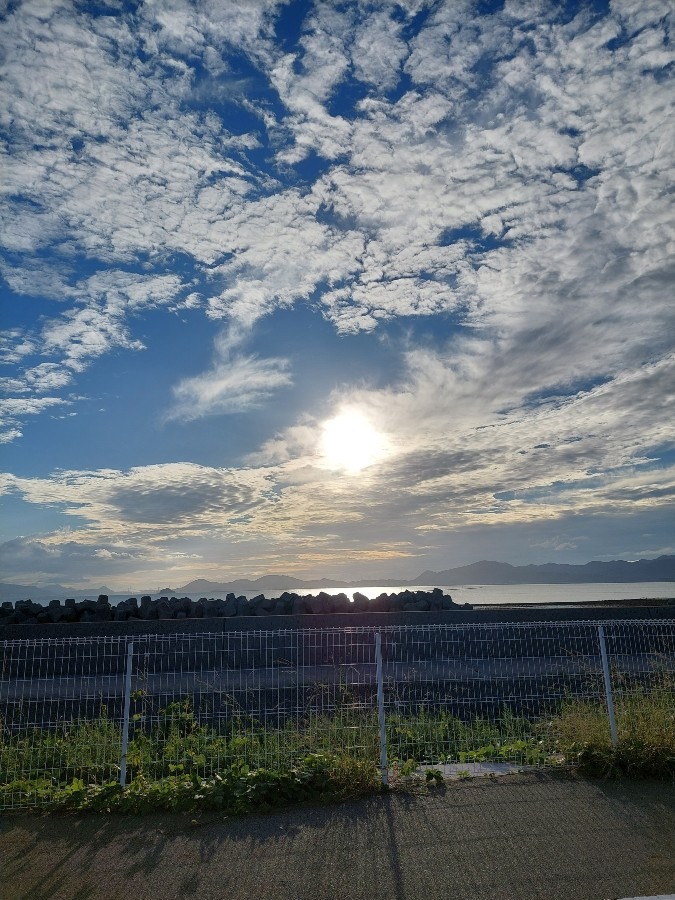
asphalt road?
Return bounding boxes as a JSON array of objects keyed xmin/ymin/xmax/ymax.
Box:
[
  {"xmin": 1, "ymin": 771, "xmax": 674, "ymax": 900},
  {"xmin": 1, "ymin": 653, "xmax": 665, "ymax": 702}
]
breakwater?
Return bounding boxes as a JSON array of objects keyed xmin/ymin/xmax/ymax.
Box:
[
  {"xmin": 2, "ymin": 602, "xmax": 674, "ymax": 644},
  {"xmin": 0, "ymin": 587, "xmax": 466, "ymax": 626}
]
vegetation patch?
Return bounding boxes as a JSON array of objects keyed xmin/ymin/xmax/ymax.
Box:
[
  {"xmin": 549, "ymin": 676, "xmax": 675, "ymax": 779},
  {"xmin": 2, "ymin": 676, "xmax": 673, "ymax": 814},
  {"xmin": 1, "ymin": 753, "xmax": 377, "ymax": 815}
]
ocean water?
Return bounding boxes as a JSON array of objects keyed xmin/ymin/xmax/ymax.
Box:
[{"xmin": 104, "ymin": 582, "xmax": 675, "ymax": 607}]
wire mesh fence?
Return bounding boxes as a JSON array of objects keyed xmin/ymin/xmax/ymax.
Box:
[{"xmin": 1, "ymin": 620, "xmax": 673, "ymax": 809}]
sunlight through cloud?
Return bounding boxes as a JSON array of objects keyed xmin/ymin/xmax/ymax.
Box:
[{"xmin": 320, "ymin": 409, "xmax": 389, "ymax": 473}]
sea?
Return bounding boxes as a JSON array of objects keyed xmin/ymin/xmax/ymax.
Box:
[{"xmin": 101, "ymin": 582, "xmax": 675, "ymax": 608}]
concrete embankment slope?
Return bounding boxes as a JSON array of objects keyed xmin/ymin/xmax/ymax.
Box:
[
  {"xmin": 3, "ymin": 607, "xmax": 672, "ymax": 722},
  {"xmin": 1, "ymin": 604, "xmax": 674, "ymax": 640}
]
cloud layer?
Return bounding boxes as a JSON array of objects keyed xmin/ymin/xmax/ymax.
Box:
[{"xmin": 1, "ymin": 0, "xmax": 673, "ymax": 584}]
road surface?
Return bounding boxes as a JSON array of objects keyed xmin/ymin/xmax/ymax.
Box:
[{"xmin": 1, "ymin": 771, "xmax": 674, "ymax": 900}]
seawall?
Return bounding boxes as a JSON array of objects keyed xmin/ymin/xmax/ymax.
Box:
[{"xmin": 2, "ymin": 604, "xmax": 674, "ymax": 641}]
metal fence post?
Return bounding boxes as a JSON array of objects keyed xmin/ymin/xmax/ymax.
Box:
[
  {"xmin": 597, "ymin": 625, "xmax": 618, "ymax": 748},
  {"xmin": 119, "ymin": 640, "xmax": 134, "ymax": 787},
  {"xmin": 374, "ymin": 632, "xmax": 388, "ymax": 787}
]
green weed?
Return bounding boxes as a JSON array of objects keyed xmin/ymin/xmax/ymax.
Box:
[{"xmin": 1, "ymin": 674, "xmax": 673, "ymax": 814}]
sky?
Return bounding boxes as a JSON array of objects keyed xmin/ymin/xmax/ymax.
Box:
[{"xmin": 1, "ymin": 0, "xmax": 674, "ymax": 591}]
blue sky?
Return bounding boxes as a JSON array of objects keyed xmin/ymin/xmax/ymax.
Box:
[{"xmin": 1, "ymin": 0, "xmax": 674, "ymax": 590}]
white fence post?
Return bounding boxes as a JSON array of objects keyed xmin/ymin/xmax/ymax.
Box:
[
  {"xmin": 119, "ymin": 641, "xmax": 134, "ymax": 787},
  {"xmin": 374, "ymin": 631, "xmax": 388, "ymax": 787},
  {"xmin": 597, "ymin": 625, "xmax": 618, "ymax": 748}
]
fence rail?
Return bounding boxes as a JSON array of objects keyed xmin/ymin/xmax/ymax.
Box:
[{"xmin": 1, "ymin": 620, "xmax": 673, "ymax": 809}]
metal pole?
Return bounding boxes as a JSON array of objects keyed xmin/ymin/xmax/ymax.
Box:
[
  {"xmin": 119, "ymin": 641, "xmax": 134, "ymax": 787},
  {"xmin": 598, "ymin": 625, "xmax": 618, "ymax": 748},
  {"xmin": 374, "ymin": 632, "xmax": 388, "ymax": 787}
]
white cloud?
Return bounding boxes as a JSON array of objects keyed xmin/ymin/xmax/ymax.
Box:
[
  {"xmin": 352, "ymin": 9, "xmax": 408, "ymax": 92},
  {"xmin": 0, "ymin": 396, "xmax": 67, "ymax": 444},
  {"xmin": 41, "ymin": 305, "xmax": 145, "ymax": 372},
  {"xmin": 0, "ymin": 330, "xmax": 36, "ymax": 364},
  {"xmin": 166, "ymin": 325, "xmax": 292, "ymax": 420},
  {"xmin": 3, "ymin": 0, "xmax": 671, "ymax": 396},
  {"xmin": 1, "ymin": 461, "xmax": 273, "ymax": 533},
  {"xmin": 167, "ymin": 352, "xmax": 292, "ymax": 420},
  {"xmin": 233, "ymin": 344, "xmax": 675, "ymax": 544},
  {"xmin": 73, "ymin": 271, "xmax": 187, "ymax": 311},
  {"xmin": 0, "ymin": 428, "xmax": 23, "ymax": 444},
  {"xmin": 0, "ymin": 363, "xmax": 73, "ymax": 395}
]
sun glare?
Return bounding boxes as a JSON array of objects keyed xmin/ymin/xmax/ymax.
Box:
[{"xmin": 320, "ymin": 409, "xmax": 388, "ymax": 473}]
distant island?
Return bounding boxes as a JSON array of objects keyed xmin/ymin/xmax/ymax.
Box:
[{"xmin": 1, "ymin": 555, "xmax": 673, "ymax": 603}]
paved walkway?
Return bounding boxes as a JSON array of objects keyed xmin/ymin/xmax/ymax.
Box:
[{"xmin": 1, "ymin": 772, "xmax": 674, "ymax": 900}]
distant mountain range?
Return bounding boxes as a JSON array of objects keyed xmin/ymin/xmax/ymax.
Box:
[
  {"xmin": 2, "ymin": 555, "xmax": 673, "ymax": 602},
  {"xmin": 414, "ymin": 555, "xmax": 675, "ymax": 585},
  {"xmin": 0, "ymin": 582, "xmax": 117, "ymax": 603},
  {"xmin": 177, "ymin": 575, "xmax": 352, "ymax": 594},
  {"xmin": 177, "ymin": 555, "xmax": 675, "ymax": 594}
]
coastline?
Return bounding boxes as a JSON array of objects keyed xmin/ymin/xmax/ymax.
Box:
[{"xmin": 480, "ymin": 596, "xmax": 675, "ymax": 608}]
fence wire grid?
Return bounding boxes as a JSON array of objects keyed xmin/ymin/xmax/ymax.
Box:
[{"xmin": 1, "ymin": 619, "xmax": 674, "ymax": 809}]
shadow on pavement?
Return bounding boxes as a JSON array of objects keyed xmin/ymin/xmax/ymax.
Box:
[{"xmin": 1, "ymin": 772, "xmax": 674, "ymax": 900}]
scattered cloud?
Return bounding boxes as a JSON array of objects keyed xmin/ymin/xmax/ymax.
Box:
[
  {"xmin": 165, "ymin": 325, "xmax": 292, "ymax": 420},
  {"xmin": 0, "ymin": 397, "xmax": 68, "ymax": 444},
  {"xmin": 1, "ymin": 0, "xmax": 673, "ymax": 583}
]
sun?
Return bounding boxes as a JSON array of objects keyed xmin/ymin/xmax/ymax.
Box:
[{"xmin": 320, "ymin": 409, "xmax": 389, "ymax": 473}]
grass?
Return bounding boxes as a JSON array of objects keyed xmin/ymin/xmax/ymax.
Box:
[
  {"xmin": 547, "ymin": 675, "xmax": 675, "ymax": 778},
  {"xmin": 1, "ymin": 676, "xmax": 673, "ymax": 813},
  {"xmin": 386, "ymin": 706, "xmax": 548, "ymax": 767},
  {"xmin": 0, "ymin": 701, "xmax": 383, "ymax": 813}
]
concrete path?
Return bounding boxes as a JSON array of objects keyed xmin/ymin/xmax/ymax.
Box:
[{"xmin": 1, "ymin": 771, "xmax": 674, "ymax": 900}]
